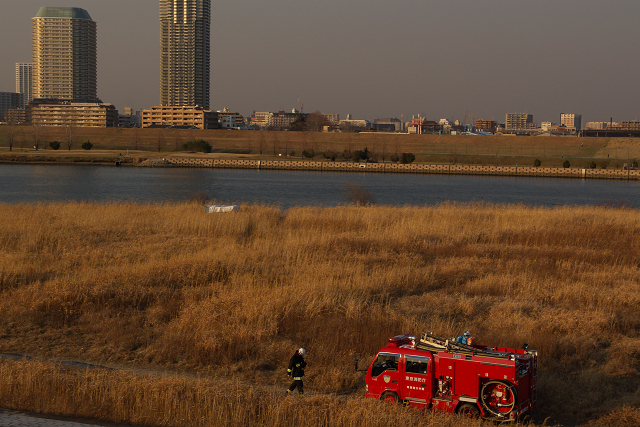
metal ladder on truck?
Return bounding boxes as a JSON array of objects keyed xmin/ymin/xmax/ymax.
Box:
[{"xmin": 417, "ymin": 331, "xmax": 516, "ymax": 360}]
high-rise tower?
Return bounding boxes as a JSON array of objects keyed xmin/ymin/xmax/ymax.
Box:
[
  {"xmin": 160, "ymin": 0, "xmax": 211, "ymax": 109},
  {"xmin": 32, "ymin": 7, "xmax": 97, "ymax": 103},
  {"xmin": 15, "ymin": 63, "xmax": 33, "ymax": 109}
]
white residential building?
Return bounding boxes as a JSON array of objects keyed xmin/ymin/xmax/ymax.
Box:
[{"xmin": 15, "ymin": 62, "xmax": 33, "ymax": 109}]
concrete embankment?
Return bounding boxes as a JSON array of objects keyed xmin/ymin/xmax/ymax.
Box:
[
  {"xmin": 166, "ymin": 158, "xmax": 640, "ymax": 180},
  {"xmin": 0, "ymin": 412, "xmax": 105, "ymax": 427}
]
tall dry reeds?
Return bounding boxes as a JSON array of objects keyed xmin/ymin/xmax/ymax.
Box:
[
  {"xmin": 0, "ymin": 201, "xmax": 638, "ymax": 425},
  {"xmin": 0, "ymin": 359, "xmax": 490, "ymax": 427}
]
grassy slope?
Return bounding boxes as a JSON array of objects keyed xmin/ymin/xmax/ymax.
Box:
[
  {"xmin": 2, "ymin": 127, "xmax": 640, "ymax": 167},
  {"xmin": 0, "ymin": 202, "xmax": 639, "ymax": 426}
]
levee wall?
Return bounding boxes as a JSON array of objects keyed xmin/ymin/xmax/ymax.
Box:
[{"xmin": 166, "ymin": 158, "xmax": 640, "ymax": 180}]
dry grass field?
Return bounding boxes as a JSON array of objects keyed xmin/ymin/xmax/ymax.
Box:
[
  {"xmin": 0, "ymin": 202, "xmax": 639, "ymax": 426},
  {"xmin": 2, "ymin": 126, "xmax": 640, "ymax": 168}
]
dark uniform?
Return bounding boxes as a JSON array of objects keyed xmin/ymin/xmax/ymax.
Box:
[{"xmin": 286, "ymin": 349, "xmax": 307, "ymax": 395}]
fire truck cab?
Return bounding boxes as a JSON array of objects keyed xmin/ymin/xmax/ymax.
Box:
[{"xmin": 365, "ymin": 332, "xmax": 537, "ymax": 421}]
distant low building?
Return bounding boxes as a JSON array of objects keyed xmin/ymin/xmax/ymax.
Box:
[
  {"xmin": 560, "ymin": 113, "xmax": 581, "ymax": 134},
  {"xmin": 475, "ymin": 119, "xmax": 497, "ymax": 134},
  {"xmin": 323, "ymin": 113, "xmax": 340, "ymax": 124},
  {"xmin": 407, "ymin": 115, "xmax": 441, "ymax": 134},
  {"xmin": 438, "ymin": 119, "xmax": 454, "ymax": 133},
  {"xmin": 373, "ymin": 117, "xmax": 403, "ymax": 132},
  {"xmin": 0, "ymin": 92, "xmax": 22, "ymax": 122},
  {"xmin": 251, "ymin": 111, "xmax": 274, "ymax": 128},
  {"xmin": 119, "ymin": 107, "xmax": 141, "ymax": 128},
  {"xmin": 609, "ymin": 121, "xmax": 640, "ymax": 131},
  {"xmin": 218, "ymin": 107, "xmax": 246, "ymax": 129},
  {"xmin": 540, "ymin": 121, "xmax": 555, "ymax": 132},
  {"xmin": 250, "ymin": 109, "xmax": 306, "ymax": 130},
  {"xmin": 270, "ymin": 110, "xmax": 304, "ymax": 130},
  {"xmin": 220, "ymin": 115, "xmax": 240, "ymax": 129},
  {"xmin": 549, "ymin": 125, "xmax": 572, "ymax": 136},
  {"xmin": 7, "ymin": 108, "xmax": 27, "ymax": 124},
  {"xmin": 585, "ymin": 121, "xmax": 608, "ymax": 130},
  {"xmin": 582, "ymin": 120, "xmax": 640, "ymax": 137},
  {"xmin": 28, "ymin": 100, "xmax": 118, "ymax": 127},
  {"xmin": 339, "ymin": 118, "xmax": 371, "ymax": 132},
  {"xmin": 141, "ymin": 105, "xmax": 218, "ymax": 129},
  {"xmin": 505, "ymin": 113, "xmax": 535, "ymax": 130}
]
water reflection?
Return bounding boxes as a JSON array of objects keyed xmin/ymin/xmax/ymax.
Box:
[{"xmin": 0, "ymin": 163, "xmax": 638, "ymax": 209}]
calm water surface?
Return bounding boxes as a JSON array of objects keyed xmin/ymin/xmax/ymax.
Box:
[{"xmin": 0, "ymin": 163, "xmax": 638, "ymax": 209}]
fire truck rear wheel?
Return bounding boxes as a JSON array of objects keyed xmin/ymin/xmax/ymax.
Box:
[
  {"xmin": 380, "ymin": 391, "xmax": 399, "ymax": 403},
  {"xmin": 458, "ymin": 403, "xmax": 480, "ymax": 419}
]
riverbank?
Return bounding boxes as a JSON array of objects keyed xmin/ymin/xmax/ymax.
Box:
[
  {"xmin": 168, "ymin": 157, "xmax": 640, "ymax": 180},
  {"xmin": 1, "ymin": 150, "xmax": 639, "ymax": 181}
]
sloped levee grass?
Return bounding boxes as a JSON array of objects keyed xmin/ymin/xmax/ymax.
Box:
[
  {"xmin": 2, "ymin": 126, "xmax": 640, "ymax": 168},
  {"xmin": 0, "ymin": 202, "xmax": 638, "ymax": 426}
]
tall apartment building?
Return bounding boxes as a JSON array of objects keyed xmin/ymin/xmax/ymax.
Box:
[
  {"xmin": 505, "ymin": 113, "xmax": 534, "ymax": 130},
  {"xmin": 15, "ymin": 63, "xmax": 33, "ymax": 109},
  {"xmin": 160, "ymin": 0, "xmax": 211, "ymax": 109},
  {"xmin": 560, "ymin": 113, "xmax": 582, "ymax": 130},
  {"xmin": 32, "ymin": 7, "xmax": 97, "ymax": 103}
]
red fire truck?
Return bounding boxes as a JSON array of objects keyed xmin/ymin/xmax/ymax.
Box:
[{"xmin": 365, "ymin": 332, "xmax": 537, "ymax": 421}]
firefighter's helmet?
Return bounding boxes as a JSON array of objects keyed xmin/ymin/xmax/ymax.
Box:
[{"xmin": 298, "ymin": 348, "xmax": 306, "ymax": 356}]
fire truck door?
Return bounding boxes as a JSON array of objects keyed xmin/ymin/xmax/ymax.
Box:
[
  {"xmin": 403, "ymin": 355, "xmax": 433, "ymax": 404},
  {"xmin": 368, "ymin": 353, "xmax": 401, "ymax": 395}
]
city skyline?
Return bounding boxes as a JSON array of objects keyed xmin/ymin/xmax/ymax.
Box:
[{"xmin": 2, "ymin": 0, "xmax": 640, "ymax": 123}]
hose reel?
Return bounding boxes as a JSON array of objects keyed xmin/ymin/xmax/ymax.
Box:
[{"xmin": 480, "ymin": 380, "xmax": 518, "ymax": 417}]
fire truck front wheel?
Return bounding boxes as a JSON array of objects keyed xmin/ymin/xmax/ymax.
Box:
[
  {"xmin": 457, "ymin": 403, "xmax": 481, "ymax": 419},
  {"xmin": 380, "ymin": 391, "xmax": 399, "ymax": 403}
]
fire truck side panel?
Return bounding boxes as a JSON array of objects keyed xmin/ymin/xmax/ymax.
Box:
[
  {"xmin": 515, "ymin": 356, "xmax": 536, "ymax": 415},
  {"xmin": 454, "ymin": 359, "xmax": 477, "ymax": 397},
  {"xmin": 478, "ymin": 361, "xmax": 515, "ymax": 383},
  {"xmin": 431, "ymin": 396, "xmax": 457, "ymax": 414},
  {"xmin": 518, "ymin": 369, "xmax": 530, "ymax": 397},
  {"xmin": 439, "ymin": 358, "xmax": 454, "ymax": 381}
]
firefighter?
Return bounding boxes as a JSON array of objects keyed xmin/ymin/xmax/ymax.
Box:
[
  {"xmin": 456, "ymin": 331, "xmax": 471, "ymax": 345},
  {"xmin": 286, "ymin": 348, "xmax": 307, "ymax": 395}
]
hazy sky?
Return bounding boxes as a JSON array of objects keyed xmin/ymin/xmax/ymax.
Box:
[{"xmin": 2, "ymin": 0, "xmax": 639, "ymax": 124}]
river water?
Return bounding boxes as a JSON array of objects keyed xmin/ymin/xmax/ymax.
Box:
[{"xmin": 0, "ymin": 163, "xmax": 638, "ymax": 209}]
